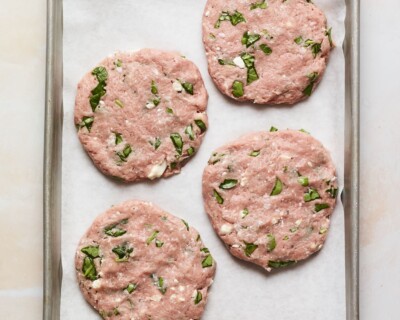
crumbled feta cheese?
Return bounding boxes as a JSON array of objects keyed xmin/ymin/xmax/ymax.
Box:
[
  {"xmin": 146, "ymin": 101, "xmax": 156, "ymax": 109},
  {"xmin": 179, "ymin": 296, "xmax": 186, "ymax": 302},
  {"xmin": 205, "ymin": 10, "xmax": 210, "ymax": 17},
  {"xmin": 280, "ymin": 154, "xmax": 291, "ymax": 160},
  {"xmin": 295, "ymin": 219, "xmax": 302, "ymax": 226},
  {"xmin": 172, "ymin": 80, "xmax": 183, "ymax": 92},
  {"xmin": 220, "ymin": 224, "xmax": 233, "ymax": 235},
  {"xmin": 170, "ymin": 294, "xmax": 177, "ymax": 301},
  {"xmin": 147, "ymin": 161, "xmax": 167, "ymax": 180},
  {"xmin": 116, "ymin": 67, "xmax": 123, "ymax": 73},
  {"xmin": 92, "ymin": 280, "xmax": 101, "ymax": 289},
  {"xmin": 99, "ymin": 100, "xmax": 105, "ymax": 107},
  {"xmin": 151, "ymin": 295, "xmax": 162, "ymax": 302},
  {"xmin": 240, "ymin": 177, "xmax": 248, "ymax": 186},
  {"xmin": 233, "ymin": 56, "xmax": 245, "ymax": 69},
  {"xmin": 307, "ymin": 161, "xmax": 314, "ymax": 167}
]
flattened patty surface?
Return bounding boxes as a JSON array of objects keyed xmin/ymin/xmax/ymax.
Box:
[
  {"xmin": 202, "ymin": 130, "xmax": 338, "ymax": 270},
  {"xmin": 75, "ymin": 49, "xmax": 208, "ymax": 182},
  {"xmin": 202, "ymin": 0, "xmax": 333, "ymax": 104},
  {"xmin": 76, "ymin": 200, "xmax": 216, "ymax": 319}
]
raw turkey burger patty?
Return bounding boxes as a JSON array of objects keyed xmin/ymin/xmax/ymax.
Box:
[
  {"xmin": 202, "ymin": 0, "xmax": 333, "ymax": 104},
  {"xmin": 74, "ymin": 49, "xmax": 208, "ymax": 182},
  {"xmin": 202, "ymin": 130, "xmax": 338, "ymax": 271},
  {"xmin": 76, "ymin": 200, "xmax": 216, "ymax": 319}
]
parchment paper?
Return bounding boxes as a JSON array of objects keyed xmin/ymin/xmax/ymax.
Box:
[{"xmin": 61, "ymin": 1, "xmax": 346, "ymax": 319}]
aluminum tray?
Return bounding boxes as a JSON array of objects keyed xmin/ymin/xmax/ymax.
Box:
[{"xmin": 43, "ymin": 0, "xmax": 359, "ymax": 318}]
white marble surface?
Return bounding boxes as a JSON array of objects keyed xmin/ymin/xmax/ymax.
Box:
[{"xmin": 0, "ymin": 0, "xmax": 399, "ymax": 319}]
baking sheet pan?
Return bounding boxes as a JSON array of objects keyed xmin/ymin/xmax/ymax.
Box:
[{"xmin": 43, "ymin": 0, "xmax": 359, "ymax": 318}]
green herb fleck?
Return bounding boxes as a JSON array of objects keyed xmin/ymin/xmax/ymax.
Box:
[
  {"xmin": 326, "ymin": 186, "xmax": 338, "ymax": 198},
  {"xmin": 259, "ymin": 44, "xmax": 272, "ymax": 55},
  {"xmin": 92, "ymin": 66, "xmax": 108, "ymax": 82},
  {"xmin": 266, "ymin": 234, "xmax": 276, "ymax": 252},
  {"xmin": 82, "ymin": 256, "xmax": 98, "ymax": 280},
  {"xmin": 315, "ymin": 203, "xmax": 330, "ymax": 212},
  {"xmin": 283, "ymin": 235, "xmax": 289, "ymax": 241},
  {"xmin": 270, "ymin": 126, "xmax": 278, "ymax": 132},
  {"xmin": 78, "ymin": 116, "xmax": 94, "ymax": 132},
  {"xmin": 115, "ymin": 99, "xmax": 124, "ymax": 108},
  {"xmin": 146, "ymin": 231, "xmax": 160, "ymax": 245},
  {"xmin": 151, "ymin": 80, "xmax": 158, "ymax": 95},
  {"xmin": 201, "ymin": 247, "xmax": 210, "ymax": 254},
  {"xmin": 201, "ymin": 254, "xmax": 214, "ymax": 268},
  {"xmin": 241, "ymin": 53, "xmax": 259, "ymax": 84},
  {"xmin": 151, "ymin": 274, "xmax": 167, "ymax": 294},
  {"xmin": 194, "ymin": 290, "xmax": 203, "ymax": 305},
  {"xmin": 104, "ymin": 226, "xmax": 126, "ymax": 237},
  {"xmin": 303, "ymin": 72, "xmax": 319, "ymax": 96},
  {"xmin": 114, "ymin": 59, "xmax": 122, "ymax": 68},
  {"xmin": 270, "ymin": 177, "xmax": 283, "ymax": 196},
  {"xmin": 213, "ymin": 189, "xmax": 224, "ymax": 204},
  {"xmin": 218, "ymin": 58, "xmax": 235, "ymax": 66},
  {"xmin": 155, "ymin": 239, "xmax": 164, "ymax": 248},
  {"xmin": 194, "ymin": 119, "xmax": 207, "ymax": 133},
  {"xmin": 304, "ymin": 188, "xmax": 321, "ymax": 202},
  {"xmin": 219, "ymin": 179, "xmax": 238, "ymax": 190},
  {"xmin": 166, "ymin": 107, "xmax": 173, "ymax": 114},
  {"xmin": 290, "ymin": 226, "xmax": 298, "ymax": 233},
  {"xmin": 250, "ymin": 0, "xmax": 267, "ymax": 10},
  {"xmin": 249, "ymin": 150, "xmax": 260, "ymax": 157},
  {"xmin": 150, "ymin": 137, "xmax": 161, "ymax": 150},
  {"xmin": 325, "ymin": 28, "xmax": 333, "ymax": 47},
  {"xmin": 112, "ymin": 243, "xmax": 133, "ymax": 262},
  {"xmin": 268, "ymin": 260, "xmax": 296, "ymax": 268},
  {"xmin": 117, "ymin": 144, "xmax": 132, "ymax": 162},
  {"xmin": 319, "ymin": 227, "xmax": 329, "ymax": 234},
  {"xmin": 81, "ymin": 246, "xmax": 100, "ymax": 259},
  {"xmin": 185, "ymin": 124, "xmax": 195, "ymax": 140},
  {"xmin": 89, "ymin": 67, "xmax": 108, "ymax": 112},
  {"xmin": 181, "ymin": 81, "xmax": 194, "ymax": 95},
  {"xmin": 297, "ymin": 176, "xmax": 309, "ymax": 187},
  {"xmin": 242, "ymin": 31, "xmax": 261, "ymax": 48},
  {"xmin": 170, "ymin": 133, "xmax": 183, "ymax": 155},
  {"xmin": 215, "ymin": 10, "xmax": 246, "ymax": 28},
  {"xmin": 241, "ymin": 208, "xmax": 249, "ymax": 218},
  {"xmin": 114, "ymin": 133, "xmax": 123, "ymax": 145},
  {"xmin": 244, "ymin": 242, "xmax": 258, "ymax": 257},
  {"xmin": 126, "ymin": 283, "xmax": 137, "ymax": 294},
  {"xmin": 294, "ymin": 36, "xmax": 303, "ymax": 44},
  {"xmin": 232, "ymin": 80, "xmax": 244, "ymax": 97},
  {"xmin": 181, "ymin": 219, "xmax": 189, "ymax": 231},
  {"xmin": 187, "ymin": 146, "xmax": 195, "ymax": 156}
]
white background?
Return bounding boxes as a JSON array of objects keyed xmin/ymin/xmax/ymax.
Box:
[{"xmin": 0, "ymin": 0, "xmax": 399, "ymax": 319}]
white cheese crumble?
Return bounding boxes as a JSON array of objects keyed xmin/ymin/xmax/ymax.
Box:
[
  {"xmin": 240, "ymin": 177, "xmax": 248, "ymax": 186},
  {"xmin": 172, "ymin": 80, "xmax": 183, "ymax": 92},
  {"xmin": 205, "ymin": 10, "xmax": 210, "ymax": 17},
  {"xmin": 92, "ymin": 280, "xmax": 101, "ymax": 289},
  {"xmin": 233, "ymin": 56, "xmax": 245, "ymax": 69},
  {"xmin": 147, "ymin": 161, "xmax": 167, "ymax": 180},
  {"xmin": 295, "ymin": 219, "xmax": 302, "ymax": 226},
  {"xmin": 116, "ymin": 67, "xmax": 123, "ymax": 73},
  {"xmin": 220, "ymin": 224, "xmax": 233, "ymax": 235},
  {"xmin": 150, "ymin": 295, "xmax": 162, "ymax": 302},
  {"xmin": 146, "ymin": 101, "xmax": 156, "ymax": 109},
  {"xmin": 99, "ymin": 100, "xmax": 105, "ymax": 107},
  {"xmin": 179, "ymin": 285, "xmax": 185, "ymax": 292}
]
